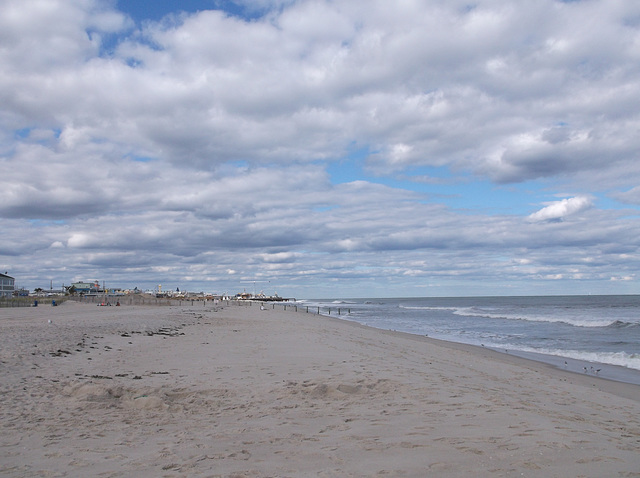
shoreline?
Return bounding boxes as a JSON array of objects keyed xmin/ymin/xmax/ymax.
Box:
[
  {"xmin": 500, "ymin": 348, "xmax": 640, "ymax": 388},
  {"xmin": 2, "ymin": 301, "xmax": 640, "ymax": 476},
  {"xmin": 312, "ymin": 306, "xmax": 640, "ymax": 389},
  {"xmin": 316, "ymin": 311, "xmax": 640, "ymax": 404}
]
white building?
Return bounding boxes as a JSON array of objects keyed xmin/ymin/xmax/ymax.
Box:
[{"xmin": 0, "ymin": 273, "xmax": 15, "ymax": 298}]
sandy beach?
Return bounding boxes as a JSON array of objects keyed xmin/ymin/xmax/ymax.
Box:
[{"xmin": 1, "ymin": 301, "xmax": 639, "ymax": 477}]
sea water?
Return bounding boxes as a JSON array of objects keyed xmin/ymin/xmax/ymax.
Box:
[{"xmin": 296, "ymin": 295, "xmax": 640, "ymax": 385}]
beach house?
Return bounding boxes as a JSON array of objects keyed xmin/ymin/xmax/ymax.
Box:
[
  {"xmin": 71, "ymin": 281, "xmax": 103, "ymax": 294},
  {"xmin": 0, "ymin": 273, "xmax": 15, "ymax": 298}
]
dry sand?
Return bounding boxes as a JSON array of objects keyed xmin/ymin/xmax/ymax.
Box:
[{"xmin": 1, "ymin": 300, "xmax": 639, "ymax": 477}]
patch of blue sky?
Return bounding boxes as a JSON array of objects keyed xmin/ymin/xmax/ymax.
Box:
[
  {"xmin": 116, "ymin": 0, "xmax": 260, "ymax": 25},
  {"xmin": 14, "ymin": 127, "xmax": 61, "ymax": 142},
  {"xmin": 117, "ymin": 0, "xmax": 209, "ymax": 23},
  {"xmin": 128, "ymin": 155, "xmax": 155, "ymax": 163},
  {"xmin": 403, "ymin": 176, "xmax": 548, "ymax": 216},
  {"xmin": 444, "ymin": 181, "xmax": 550, "ymax": 216},
  {"xmin": 15, "ymin": 128, "xmax": 31, "ymax": 139},
  {"xmin": 87, "ymin": 29, "xmax": 122, "ymax": 58},
  {"xmin": 327, "ymin": 145, "xmax": 451, "ymax": 188},
  {"xmin": 326, "ymin": 152, "xmax": 550, "ymax": 217},
  {"xmin": 125, "ymin": 57, "xmax": 144, "ymax": 68},
  {"xmin": 595, "ymin": 193, "xmax": 640, "ymax": 213},
  {"xmin": 325, "ymin": 157, "xmax": 366, "ymax": 186}
]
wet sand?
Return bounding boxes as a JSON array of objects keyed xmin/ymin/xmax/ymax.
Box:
[{"xmin": 1, "ymin": 300, "xmax": 639, "ymax": 477}]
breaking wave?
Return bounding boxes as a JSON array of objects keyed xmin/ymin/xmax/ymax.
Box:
[
  {"xmin": 454, "ymin": 307, "xmax": 636, "ymax": 329},
  {"xmin": 510, "ymin": 347, "xmax": 640, "ymax": 371},
  {"xmin": 399, "ymin": 304, "xmax": 640, "ymax": 328}
]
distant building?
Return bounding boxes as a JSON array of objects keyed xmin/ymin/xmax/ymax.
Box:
[
  {"xmin": 0, "ymin": 273, "xmax": 15, "ymax": 298},
  {"xmin": 71, "ymin": 281, "xmax": 102, "ymax": 294}
]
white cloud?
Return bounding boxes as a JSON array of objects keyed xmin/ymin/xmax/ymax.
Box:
[
  {"xmin": 3, "ymin": 0, "xmax": 638, "ymax": 184},
  {"xmin": 528, "ymin": 196, "xmax": 594, "ymax": 222},
  {"xmin": 67, "ymin": 233, "xmax": 93, "ymax": 248}
]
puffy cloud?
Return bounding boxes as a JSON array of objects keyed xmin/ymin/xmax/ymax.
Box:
[
  {"xmin": 528, "ymin": 196, "xmax": 594, "ymax": 222},
  {"xmin": 2, "ymin": 1, "xmax": 638, "ymax": 184},
  {"xmin": 0, "ymin": 0, "xmax": 128, "ymax": 70}
]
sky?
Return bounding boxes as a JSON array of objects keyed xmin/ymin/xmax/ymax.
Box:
[{"xmin": 2, "ymin": 0, "xmax": 640, "ymax": 298}]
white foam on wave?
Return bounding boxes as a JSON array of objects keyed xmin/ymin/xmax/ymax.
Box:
[
  {"xmin": 400, "ymin": 304, "xmax": 630, "ymax": 328},
  {"xmin": 452, "ymin": 307, "xmax": 628, "ymax": 328},
  {"xmin": 399, "ymin": 305, "xmax": 457, "ymax": 311},
  {"xmin": 506, "ymin": 346, "xmax": 640, "ymax": 371}
]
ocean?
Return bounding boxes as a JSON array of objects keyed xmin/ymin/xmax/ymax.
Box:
[{"xmin": 296, "ymin": 295, "xmax": 640, "ymax": 386}]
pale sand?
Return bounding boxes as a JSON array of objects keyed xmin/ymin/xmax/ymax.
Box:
[{"xmin": 1, "ymin": 301, "xmax": 639, "ymax": 477}]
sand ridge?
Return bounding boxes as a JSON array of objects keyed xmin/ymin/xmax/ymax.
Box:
[{"xmin": 1, "ymin": 301, "xmax": 639, "ymax": 477}]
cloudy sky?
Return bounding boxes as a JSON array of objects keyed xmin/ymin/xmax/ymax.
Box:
[{"xmin": 2, "ymin": 0, "xmax": 640, "ymax": 298}]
